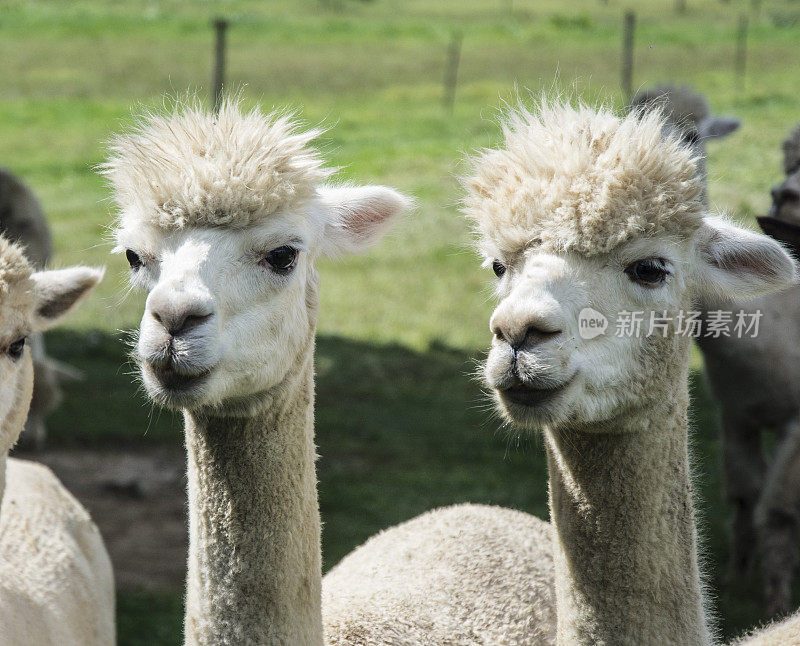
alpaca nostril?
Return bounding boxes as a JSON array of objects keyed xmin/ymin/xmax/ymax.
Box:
[
  {"xmin": 167, "ymin": 312, "xmax": 213, "ymax": 336},
  {"xmin": 518, "ymin": 326, "xmax": 562, "ymax": 350},
  {"xmin": 181, "ymin": 312, "xmax": 213, "ymax": 333},
  {"xmin": 492, "ymin": 321, "xmax": 562, "ymax": 350},
  {"xmin": 151, "ymin": 308, "xmax": 214, "ymax": 337}
]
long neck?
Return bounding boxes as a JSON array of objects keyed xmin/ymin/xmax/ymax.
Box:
[
  {"xmin": 545, "ymin": 382, "xmax": 711, "ymax": 646},
  {"xmin": 0, "ymin": 452, "xmax": 6, "ymax": 508},
  {"xmin": 183, "ymin": 350, "xmax": 322, "ymax": 646}
]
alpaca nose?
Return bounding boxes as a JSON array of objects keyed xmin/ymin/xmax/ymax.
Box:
[
  {"xmin": 152, "ymin": 309, "xmax": 213, "ymax": 337},
  {"xmin": 148, "ymin": 291, "xmax": 215, "ymax": 337},
  {"xmin": 490, "ymin": 313, "xmax": 562, "ymax": 350},
  {"xmin": 772, "ymin": 183, "xmax": 800, "ymax": 206}
]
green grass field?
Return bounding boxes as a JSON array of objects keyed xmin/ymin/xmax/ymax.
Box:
[{"xmin": 3, "ymin": 0, "xmax": 800, "ymax": 643}]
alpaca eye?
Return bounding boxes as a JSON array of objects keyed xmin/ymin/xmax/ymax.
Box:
[
  {"xmin": 625, "ymin": 258, "xmax": 671, "ymax": 287},
  {"xmin": 7, "ymin": 337, "xmax": 25, "ymax": 361},
  {"xmin": 683, "ymin": 130, "xmax": 700, "ymax": 144},
  {"xmin": 262, "ymin": 246, "xmax": 298, "ymax": 274},
  {"xmin": 126, "ymin": 249, "xmax": 143, "ymax": 270},
  {"xmin": 492, "ymin": 260, "xmax": 507, "ymax": 277}
]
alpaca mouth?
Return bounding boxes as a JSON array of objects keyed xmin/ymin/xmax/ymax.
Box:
[
  {"xmin": 143, "ymin": 362, "xmax": 212, "ymax": 394},
  {"xmin": 498, "ymin": 376, "xmax": 574, "ymax": 408}
]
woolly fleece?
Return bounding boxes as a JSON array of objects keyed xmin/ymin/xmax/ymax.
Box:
[
  {"xmin": 102, "ymin": 99, "xmax": 333, "ymax": 231},
  {"xmin": 735, "ymin": 610, "xmax": 800, "ymax": 645},
  {"xmin": 0, "ymin": 236, "xmax": 33, "ymax": 299},
  {"xmin": 0, "ymin": 458, "xmax": 115, "ymax": 646},
  {"xmin": 322, "ymin": 504, "xmax": 556, "ymax": 646},
  {"xmin": 463, "ymin": 101, "xmax": 705, "ymax": 257}
]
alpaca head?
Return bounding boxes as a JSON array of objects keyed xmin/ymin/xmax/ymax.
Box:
[
  {"xmin": 464, "ymin": 102, "xmax": 794, "ymax": 431},
  {"xmin": 629, "ymin": 85, "xmax": 740, "ymax": 201},
  {"xmin": 0, "ymin": 237, "xmax": 102, "ymax": 455},
  {"xmin": 104, "ymin": 100, "xmax": 409, "ymax": 414},
  {"xmin": 769, "ymin": 124, "xmax": 800, "ymax": 224}
]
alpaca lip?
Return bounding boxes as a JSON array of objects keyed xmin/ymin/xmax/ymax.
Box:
[
  {"xmin": 499, "ymin": 381, "xmax": 571, "ymax": 407},
  {"xmin": 144, "ymin": 362, "xmax": 212, "ymax": 392}
]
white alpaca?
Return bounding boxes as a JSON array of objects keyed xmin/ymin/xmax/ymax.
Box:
[
  {"xmin": 104, "ymin": 98, "xmax": 556, "ymax": 645},
  {"xmin": 0, "ymin": 168, "xmax": 69, "ymax": 448},
  {"xmin": 464, "ymin": 99, "xmax": 800, "ymax": 645},
  {"xmin": 0, "ymin": 236, "xmax": 113, "ymax": 645}
]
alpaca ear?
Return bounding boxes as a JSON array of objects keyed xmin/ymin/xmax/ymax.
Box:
[
  {"xmin": 694, "ymin": 216, "xmax": 797, "ymax": 301},
  {"xmin": 316, "ymin": 185, "xmax": 412, "ymax": 256},
  {"xmin": 30, "ymin": 266, "xmax": 104, "ymax": 331},
  {"xmin": 698, "ymin": 116, "xmax": 741, "ymax": 140},
  {"xmin": 758, "ymin": 216, "xmax": 800, "ymax": 259}
]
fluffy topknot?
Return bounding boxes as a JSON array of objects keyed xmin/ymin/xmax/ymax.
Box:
[
  {"xmin": 102, "ymin": 98, "xmax": 334, "ymax": 231},
  {"xmin": 0, "ymin": 236, "xmax": 33, "ymax": 297},
  {"xmin": 629, "ymin": 85, "xmax": 710, "ymax": 134},
  {"xmin": 463, "ymin": 100, "xmax": 705, "ymax": 257},
  {"xmin": 782, "ymin": 124, "xmax": 800, "ymax": 175}
]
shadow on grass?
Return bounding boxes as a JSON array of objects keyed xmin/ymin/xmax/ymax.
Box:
[{"xmin": 31, "ymin": 328, "xmax": 793, "ymax": 644}]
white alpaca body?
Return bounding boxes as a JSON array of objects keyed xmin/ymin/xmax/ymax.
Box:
[
  {"xmin": 323, "ymin": 504, "xmax": 555, "ymax": 646},
  {"xmin": 735, "ymin": 610, "xmax": 800, "ymax": 645},
  {"xmin": 0, "ymin": 458, "xmax": 114, "ymax": 646}
]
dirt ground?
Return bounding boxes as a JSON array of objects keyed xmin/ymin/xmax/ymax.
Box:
[{"xmin": 14, "ymin": 448, "xmax": 188, "ymax": 591}]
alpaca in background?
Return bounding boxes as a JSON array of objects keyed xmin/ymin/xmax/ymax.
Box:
[
  {"xmin": 0, "ymin": 235, "xmax": 113, "ymax": 645},
  {"xmin": 630, "ymin": 86, "xmax": 800, "ymax": 616},
  {"xmin": 0, "ymin": 168, "xmax": 73, "ymax": 448}
]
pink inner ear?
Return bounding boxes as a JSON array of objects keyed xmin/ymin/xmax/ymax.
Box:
[
  {"xmin": 713, "ymin": 248, "xmax": 779, "ymax": 278},
  {"xmin": 341, "ymin": 200, "xmax": 391, "ymax": 239}
]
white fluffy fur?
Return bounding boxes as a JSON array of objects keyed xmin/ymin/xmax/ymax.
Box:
[
  {"xmin": 102, "ymin": 98, "xmax": 333, "ymax": 231},
  {"xmin": 463, "ymin": 100, "xmax": 705, "ymax": 258},
  {"xmin": 323, "ymin": 504, "xmax": 556, "ymax": 646},
  {"xmin": 0, "ymin": 459, "xmax": 115, "ymax": 646}
]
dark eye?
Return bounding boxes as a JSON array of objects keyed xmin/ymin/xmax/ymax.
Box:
[
  {"xmin": 492, "ymin": 260, "xmax": 507, "ymax": 277},
  {"xmin": 683, "ymin": 130, "xmax": 700, "ymax": 144},
  {"xmin": 261, "ymin": 246, "xmax": 298, "ymax": 273},
  {"xmin": 625, "ymin": 258, "xmax": 671, "ymax": 287},
  {"xmin": 126, "ymin": 249, "xmax": 142, "ymax": 270},
  {"xmin": 7, "ymin": 337, "xmax": 25, "ymax": 361}
]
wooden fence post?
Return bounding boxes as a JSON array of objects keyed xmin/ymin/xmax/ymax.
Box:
[
  {"xmin": 735, "ymin": 15, "xmax": 748, "ymax": 92},
  {"xmin": 621, "ymin": 12, "xmax": 636, "ymax": 101},
  {"xmin": 212, "ymin": 18, "xmax": 228, "ymax": 113},
  {"xmin": 443, "ymin": 32, "xmax": 463, "ymax": 115}
]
